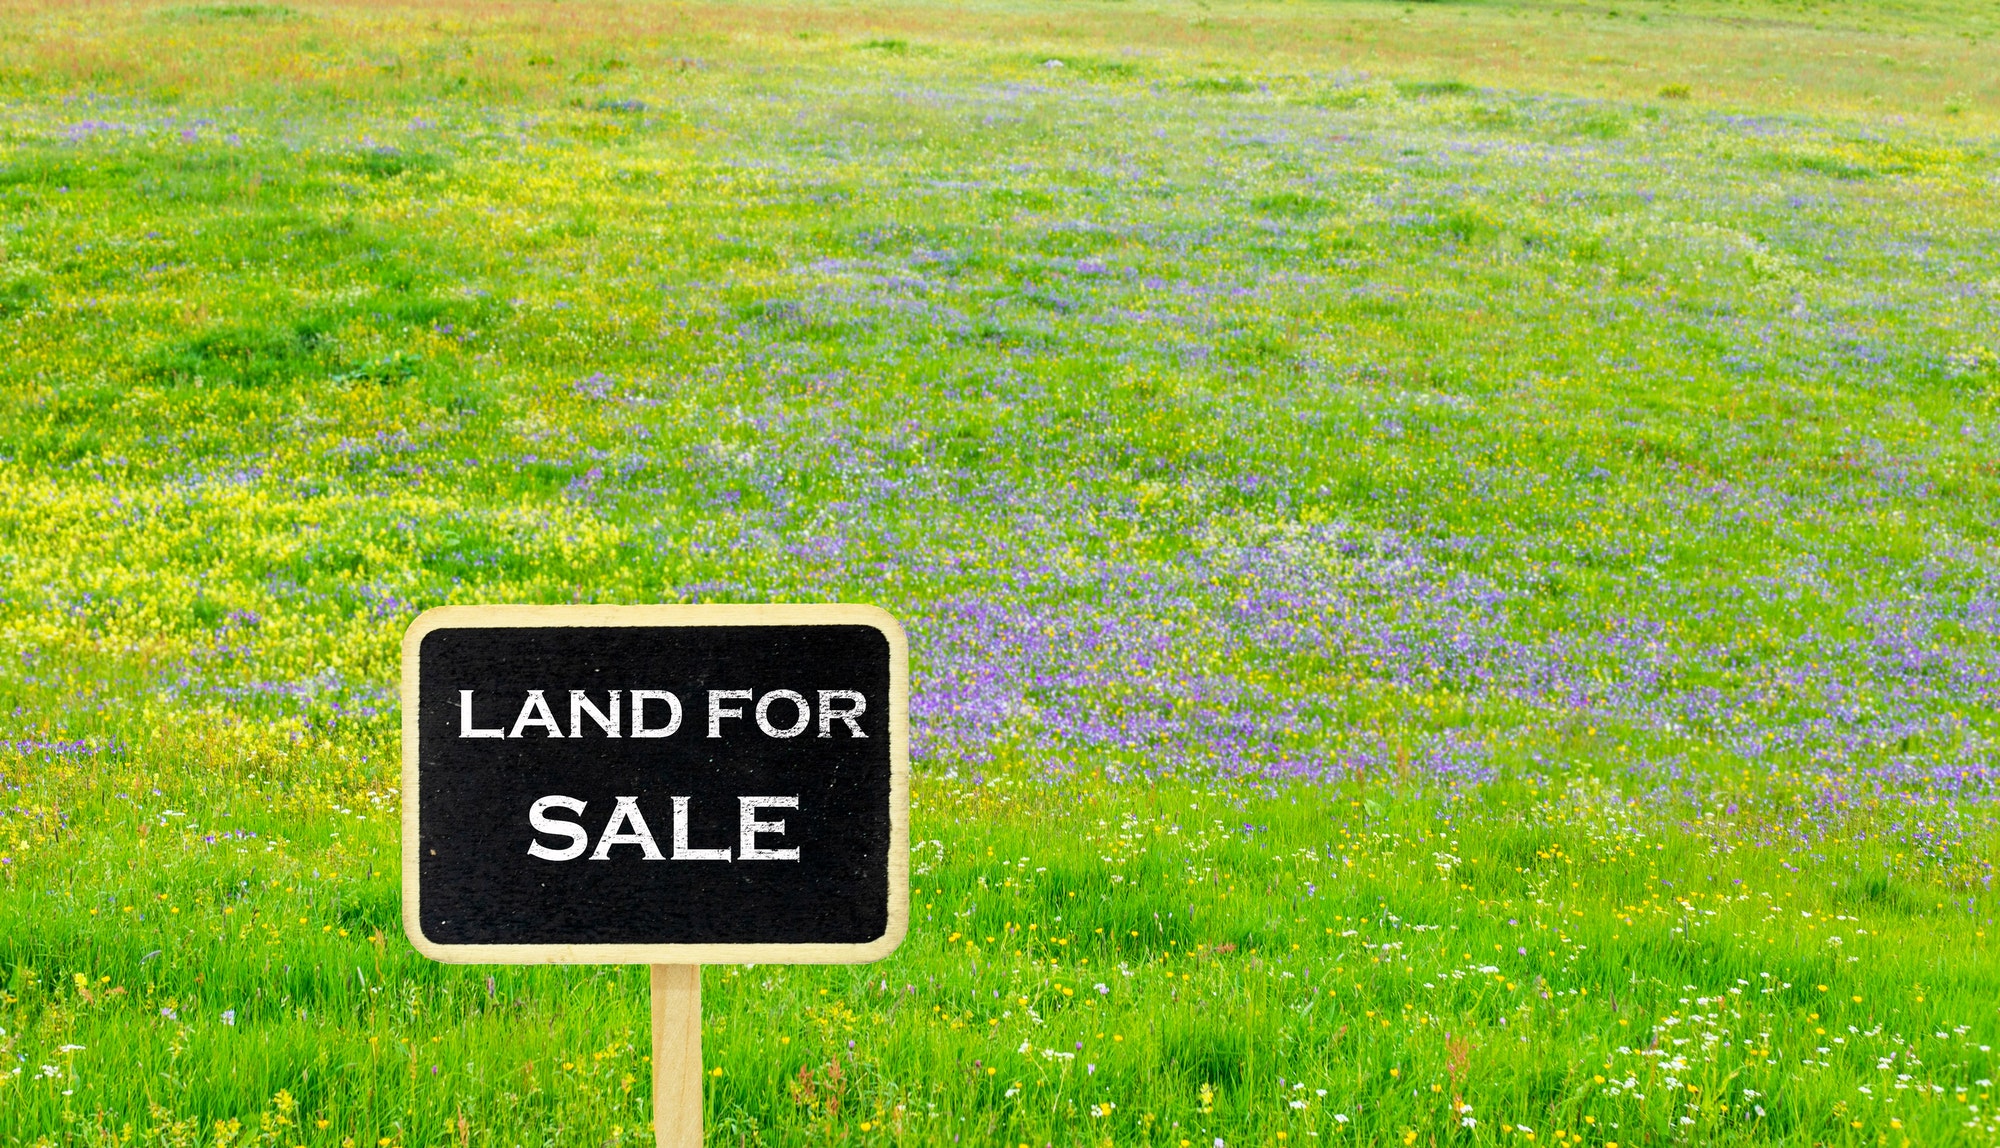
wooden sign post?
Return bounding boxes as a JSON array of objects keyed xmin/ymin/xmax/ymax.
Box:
[{"xmin": 400, "ymin": 605, "xmax": 909, "ymax": 1147}]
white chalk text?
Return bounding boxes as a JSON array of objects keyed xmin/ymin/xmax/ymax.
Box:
[
  {"xmin": 459, "ymin": 689, "xmax": 866, "ymax": 740},
  {"xmin": 526, "ymin": 794, "xmax": 801, "ymax": 862}
]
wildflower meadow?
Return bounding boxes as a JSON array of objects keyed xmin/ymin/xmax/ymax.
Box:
[{"xmin": 0, "ymin": 0, "xmax": 1996, "ymax": 1145}]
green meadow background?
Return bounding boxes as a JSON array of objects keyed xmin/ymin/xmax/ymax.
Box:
[{"xmin": 1, "ymin": 0, "xmax": 1996, "ymax": 1145}]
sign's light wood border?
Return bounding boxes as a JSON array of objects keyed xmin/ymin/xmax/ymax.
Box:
[{"xmin": 399, "ymin": 603, "xmax": 910, "ymax": 966}]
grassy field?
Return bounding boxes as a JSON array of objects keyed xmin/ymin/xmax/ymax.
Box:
[{"xmin": 1, "ymin": 0, "xmax": 1998, "ymax": 1144}]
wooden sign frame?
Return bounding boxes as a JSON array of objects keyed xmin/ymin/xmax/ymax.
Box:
[
  {"xmin": 402, "ymin": 604, "xmax": 910, "ymax": 1147},
  {"xmin": 400, "ymin": 603, "xmax": 910, "ymax": 966}
]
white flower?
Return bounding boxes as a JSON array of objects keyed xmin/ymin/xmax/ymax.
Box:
[
  {"xmin": 1290, "ymin": 1100, "xmax": 1308, "ymax": 1109},
  {"xmin": 1461, "ymin": 1118, "xmax": 1477, "ymax": 1128},
  {"xmin": 1333, "ymin": 1114, "xmax": 1349, "ymax": 1124}
]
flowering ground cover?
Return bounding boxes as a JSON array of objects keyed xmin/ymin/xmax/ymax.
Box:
[{"xmin": 1, "ymin": 0, "xmax": 1997, "ymax": 1144}]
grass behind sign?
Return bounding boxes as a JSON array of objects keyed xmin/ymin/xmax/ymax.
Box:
[{"xmin": 0, "ymin": 0, "xmax": 1996, "ymax": 1145}]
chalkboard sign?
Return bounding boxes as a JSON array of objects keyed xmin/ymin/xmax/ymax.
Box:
[{"xmin": 400, "ymin": 604, "xmax": 909, "ymax": 964}]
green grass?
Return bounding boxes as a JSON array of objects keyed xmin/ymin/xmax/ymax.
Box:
[{"xmin": 1, "ymin": 0, "xmax": 1997, "ymax": 1145}]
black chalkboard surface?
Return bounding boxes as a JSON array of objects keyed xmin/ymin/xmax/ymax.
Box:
[{"xmin": 400, "ymin": 605, "xmax": 908, "ymax": 965}]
